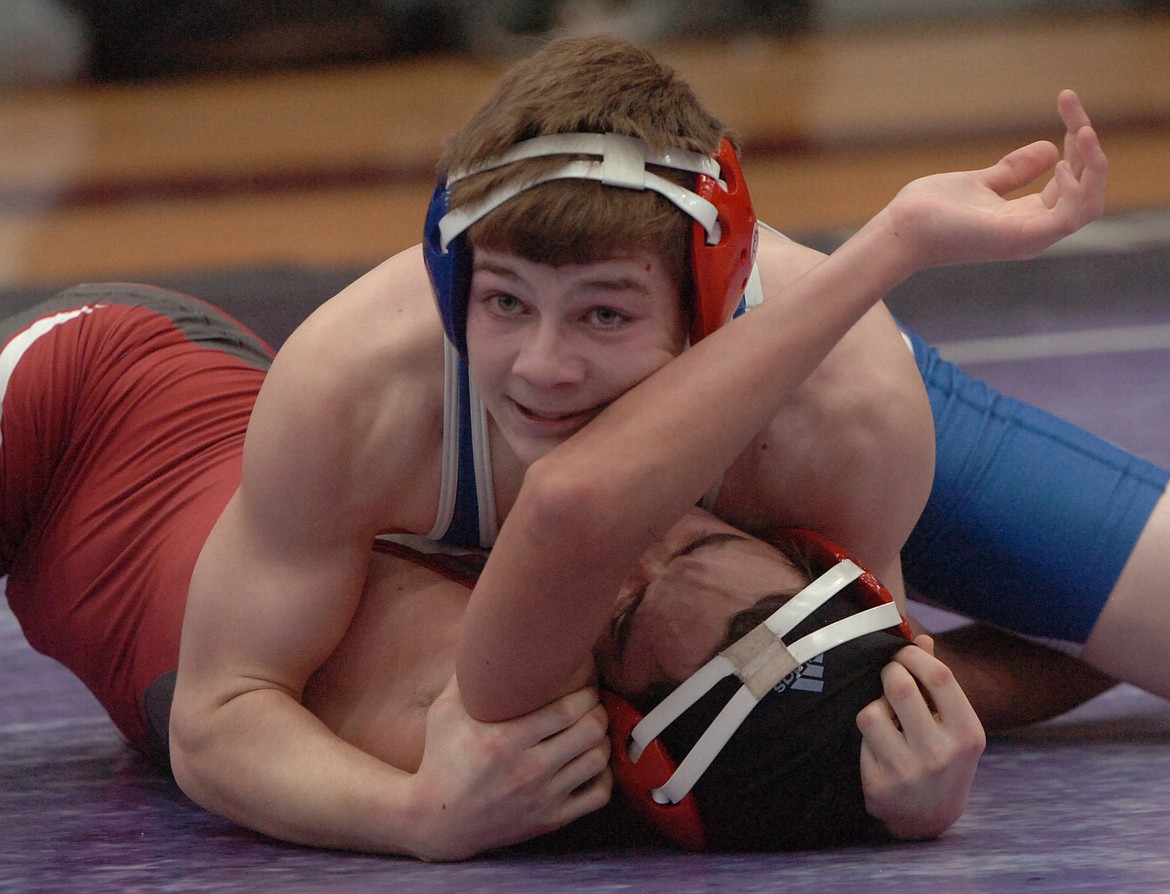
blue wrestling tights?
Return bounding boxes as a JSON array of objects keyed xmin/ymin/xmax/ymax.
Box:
[{"xmin": 901, "ymin": 328, "xmax": 1169, "ymax": 645}]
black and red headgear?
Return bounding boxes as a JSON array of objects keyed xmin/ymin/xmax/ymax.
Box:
[{"xmin": 605, "ymin": 530, "xmax": 913, "ymax": 851}]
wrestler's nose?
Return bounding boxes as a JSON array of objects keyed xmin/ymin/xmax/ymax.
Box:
[{"xmin": 511, "ymin": 322, "xmax": 586, "ymax": 387}]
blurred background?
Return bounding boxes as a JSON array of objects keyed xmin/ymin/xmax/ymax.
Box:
[{"xmin": 1, "ymin": 0, "xmax": 1168, "ymax": 290}]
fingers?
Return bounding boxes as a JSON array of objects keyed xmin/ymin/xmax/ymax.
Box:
[
  {"xmin": 1042, "ymin": 90, "xmax": 1107, "ymax": 215},
  {"xmin": 1036, "ymin": 130, "xmax": 1105, "ymax": 230},
  {"xmin": 514, "ymin": 685, "xmax": 602, "ymax": 744},
  {"xmin": 980, "ymin": 139, "xmax": 1061, "ymax": 196},
  {"xmin": 856, "ymin": 693, "xmax": 903, "ymax": 756},
  {"xmin": 1058, "ymin": 89, "xmax": 1092, "ymax": 174},
  {"xmin": 531, "ymin": 699, "xmax": 610, "ymax": 785},
  {"xmin": 857, "ymin": 644, "xmax": 983, "ymax": 753},
  {"xmin": 533, "ymin": 702, "xmax": 613, "ymax": 831},
  {"xmin": 855, "ymin": 654, "xmax": 937, "ymax": 756},
  {"xmin": 1059, "ymin": 90, "xmax": 1092, "ymax": 159},
  {"xmin": 554, "ymin": 761, "xmax": 613, "ymax": 827},
  {"xmin": 1073, "ymin": 124, "xmax": 1108, "ymax": 219},
  {"xmin": 889, "ymin": 645, "xmax": 973, "ymax": 734},
  {"xmin": 969, "ymin": 95, "xmax": 1106, "ymax": 255}
]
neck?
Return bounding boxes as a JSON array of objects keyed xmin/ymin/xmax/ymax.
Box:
[{"xmin": 486, "ymin": 414, "xmax": 527, "ymax": 521}]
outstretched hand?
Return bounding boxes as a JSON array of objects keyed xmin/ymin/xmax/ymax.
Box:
[{"xmin": 883, "ymin": 90, "xmax": 1107, "ymax": 270}]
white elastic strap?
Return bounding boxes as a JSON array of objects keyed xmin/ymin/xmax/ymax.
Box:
[
  {"xmin": 438, "ymin": 160, "xmax": 722, "ymax": 251},
  {"xmin": 785, "ymin": 602, "xmax": 903, "ymax": 669},
  {"xmin": 760, "ymin": 560, "xmax": 864, "ymax": 640},
  {"xmin": 743, "ymin": 262, "xmax": 764, "ymax": 310},
  {"xmin": 628, "ymin": 654, "xmax": 734, "ymax": 763},
  {"xmin": 628, "ymin": 560, "xmax": 862, "ymax": 761},
  {"xmin": 649, "ymin": 600, "xmax": 905, "ymax": 806},
  {"xmin": 467, "ymin": 375, "xmax": 498, "ymax": 547},
  {"xmin": 652, "ymin": 685, "xmax": 758, "ymax": 805},
  {"xmin": 447, "ymin": 133, "xmax": 722, "ymax": 185},
  {"xmin": 422, "ymin": 340, "xmax": 461, "ymax": 541}
]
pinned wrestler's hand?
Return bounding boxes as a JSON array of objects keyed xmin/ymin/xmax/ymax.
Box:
[
  {"xmin": 406, "ymin": 677, "xmax": 612, "ymax": 861},
  {"xmin": 880, "ymin": 89, "xmax": 1107, "ymax": 270},
  {"xmin": 856, "ymin": 634, "xmax": 986, "ymax": 841}
]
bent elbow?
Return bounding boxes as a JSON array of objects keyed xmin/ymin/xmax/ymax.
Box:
[
  {"xmin": 513, "ymin": 456, "xmax": 616, "ymax": 551},
  {"xmin": 166, "ymin": 679, "xmax": 243, "ymax": 814},
  {"xmin": 167, "ymin": 696, "xmax": 210, "ymax": 805}
]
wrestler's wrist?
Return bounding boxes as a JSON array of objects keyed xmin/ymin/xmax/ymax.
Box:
[
  {"xmin": 832, "ymin": 205, "xmax": 923, "ymax": 297},
  {"xmin": 398, "ymin": 773, "xmax": 486, "ymax": 863}
]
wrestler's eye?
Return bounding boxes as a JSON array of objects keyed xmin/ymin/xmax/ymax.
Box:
[
  {"xmin": 490, "ymin": 293, "xmax": 524, "ymax": 315},
  {"xmin": 587, "ymin": 306, "xmax": 629, "ymax": 328},
  {"xmin": 611, "ymin": 586, "xmax": 647, "ymax": 656}
]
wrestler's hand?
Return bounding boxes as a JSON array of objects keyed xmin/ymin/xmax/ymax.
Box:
[
  {"xmin": 857, "ymin": 635, "xmax": 986, "ymax": 841},
  {"xmin": 881, "ymin": 89, "xmax": 1106, "ymax": 270},
  {"xmin": 406, "ymin": 677, "xmax": 612, "ymax": 861}
]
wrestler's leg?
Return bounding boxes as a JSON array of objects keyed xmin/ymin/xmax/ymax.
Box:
[
  {"xmin": 1082, "ymin": 486, "xmax": 1170, "ymax": 698},
  {"xmin": 898, "ymin": 328, "xmax": 1169, "ymax": 723},
  {"xmin": 901, "ymin": 328, "xmax": 1168, "ymax": 648}
]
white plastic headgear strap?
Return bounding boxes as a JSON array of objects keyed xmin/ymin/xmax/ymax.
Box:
[
  {"xmin": 437, "ymin": 133, "xmax": 725, "ymax": 251},
  {"xmin": 447, "ymin": 133, "xmax": 722, "ymax": 184},
  {"xmin": 626, "ymin": 559, "xmax": 905, "ymax": 805},
  {"xmin": 628, "ymin": 560, "xmax": 863, "ymax": 760}
]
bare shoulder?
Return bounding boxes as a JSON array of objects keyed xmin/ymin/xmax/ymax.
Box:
[
  {"xmin": 245, "ymin": 245, "xmax": 449, "ymax": 538},
  {"xmin": 283, "ymin": 245, "xmax": 442, "ymax": 374},
  {"xmin": 718, "ymin": 228, "xmax": 936, "ymax": 570},
  {"xmin": 754, "ymin": 223, "xmax": 826, "ymax": 288}
]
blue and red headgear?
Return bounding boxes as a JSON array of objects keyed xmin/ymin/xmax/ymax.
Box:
[
  {"xmin": 604, "ymin": 529, "xmax": 913, "ymax": 851},
  {"xmin": 422, "ymin": 133, "xmax": 758, "ymax": 356}
]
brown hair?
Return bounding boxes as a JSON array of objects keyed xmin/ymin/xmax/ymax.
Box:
[{"xmin": 438, "ymin": 35, "xmax": 738, "ymax": 305}]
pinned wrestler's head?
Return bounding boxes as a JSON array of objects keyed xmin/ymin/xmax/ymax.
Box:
[{"xmin": 596, "ymin": 507, "xmax": 912, "ymax": 851}]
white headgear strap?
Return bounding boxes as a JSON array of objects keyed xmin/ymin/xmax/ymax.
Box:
[
  {"xmin": 437, "ymin": 133, "xmax": 727, "ymax": 252},
  {"xmin": 628, "ymin": 559, "xmax": 904, "ymax": 806}
]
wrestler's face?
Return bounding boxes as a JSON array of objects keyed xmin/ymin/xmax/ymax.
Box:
[
  {"xmin": 596, "ymin": 507, "xmax": 808, "ymax": 698},
  {"xmin": 465, "ymin": 248, "xmax": 687, "ymax": 467}
]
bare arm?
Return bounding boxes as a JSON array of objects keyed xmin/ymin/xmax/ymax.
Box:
[
  {"xmin": 170, "ymin": 319, "xmax": 424, "ymax": 853},
  {"xmin": 170, "ymin": 260, "xmax": 475, "ymax": 857},
  {"xmin": 171, "ymin": 254, "xmax": 614, "ymax": 860},
  {"xmin": 931, "ymin": 624, "xmax": 1117, "ymax": 732},
  {"xmin": 176, "ymin": 493, "xmax": 610, "ymax": 860}
]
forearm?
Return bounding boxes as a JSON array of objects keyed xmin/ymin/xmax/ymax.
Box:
[
  {"xmin": 170, "ymin": 688, "xmax": 432, "ymax": 858},
  {"xmin": 931, "ymin": 623, "xmax": 1117, "ymax": 732},
  {"xmin": 175, "ymin": 524, "xmax": 438, "ymax": 858},
  {"xmin": 559, "ymin": 210, "xmax": 915, "ymax": 515}
]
